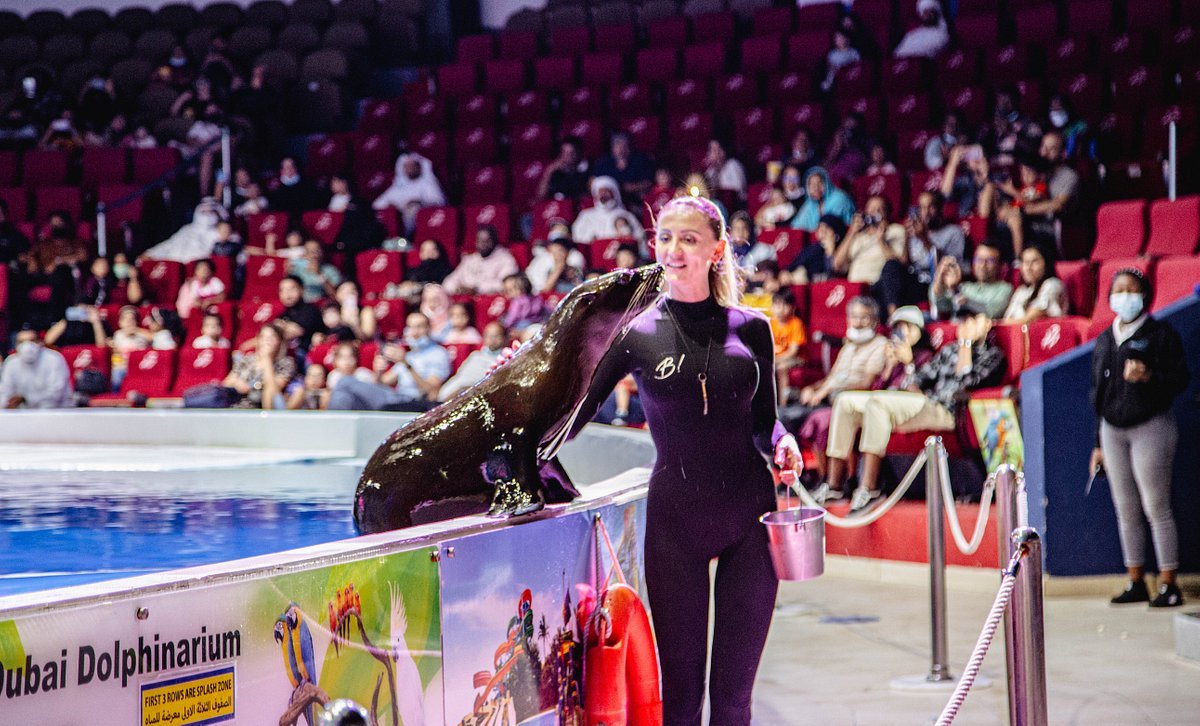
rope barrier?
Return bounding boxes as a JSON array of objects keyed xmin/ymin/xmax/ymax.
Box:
[
  {"xmin": 935, "ymin": 546, "xmax": 1027, "ymax": 725},
  {"xmin": 938, "ymin": 463, "xmax": 996, "ymax": 556},
  {"xmin": 783, "ymin": 449, "xmax": 928, "ymax": 528}
]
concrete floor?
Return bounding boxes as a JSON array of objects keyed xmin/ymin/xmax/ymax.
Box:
[{"xmin": 751, "ymin": 563, "xmax": 1200, "ymax": 725}]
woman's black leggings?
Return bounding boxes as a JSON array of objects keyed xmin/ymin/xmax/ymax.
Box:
[{"xmin": 645, "ymin": 512, "xmax": 779, "ymax": 725}]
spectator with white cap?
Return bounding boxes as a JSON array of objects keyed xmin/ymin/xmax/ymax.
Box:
[{"xmin": 894, "ymin": 0, "xmax": 951, "ymax": 59}]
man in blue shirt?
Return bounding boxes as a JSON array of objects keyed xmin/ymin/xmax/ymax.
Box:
[{"xmin": 327, "ymin": 312, "xmax": 451, "ymax": 412}]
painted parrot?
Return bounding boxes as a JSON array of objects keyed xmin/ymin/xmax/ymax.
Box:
[{"xmin": 275, "ymin": 603, "xmax": 319, "ymax": 726}]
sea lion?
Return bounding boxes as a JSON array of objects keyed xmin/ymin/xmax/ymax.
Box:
[{"xmin": 354, "ymin": 264, "xmax": 664, "ymax": 534}]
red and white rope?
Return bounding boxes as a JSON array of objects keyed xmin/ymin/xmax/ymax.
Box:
[{"xmin": 936, "ymin": 547, "xmax": 1027, "ymax": 725}]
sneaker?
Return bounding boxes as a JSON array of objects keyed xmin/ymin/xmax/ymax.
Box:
[
  {"xmin": 812, "ymin": 483, "xmax": 844, "ymax": 506},
  {"xmin": 848, "ymin": 487, "xmax": 881, "ymax": 514},
  {"xmin": 1110, "ymin": 580, "xmax": 1150, "ymax": 605},
  {"xmin": 1149, "ymin": 583, "xmax": 1184, "ymax": 608}
]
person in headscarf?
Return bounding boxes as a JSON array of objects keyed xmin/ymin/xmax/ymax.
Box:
[
  {"xmin": 789, "ymin": 167, "xmax": 855, "ymax": 232},
  {"xmin": 893, "ymin": 0, "xmax": 950, "ymax": 59},
  {"xmin": 140, "ymin": 197, "xmax": 228, "ymax": 263},
  {"xmin": 786, "ymin": 213, "xmax": 849, "ymax": 284},
  {"xmin": 570, "ymin": 176, "xmax": 645, "ymax": 243},
  {"xmin": 371, "ymin": 152, "xmax": 447, "ymax": 234}
]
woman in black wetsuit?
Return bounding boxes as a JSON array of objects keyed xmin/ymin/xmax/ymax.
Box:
[{"xmin": 578, "ymin": 195, "xmax": 803, "ymax": 723}]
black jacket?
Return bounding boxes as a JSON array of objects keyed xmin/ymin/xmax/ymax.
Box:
[{"xmin": 1090, "ymin": 316, "xmax": 1189, "ymax": 435}]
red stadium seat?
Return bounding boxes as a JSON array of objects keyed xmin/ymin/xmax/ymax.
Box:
[
  {"xmin": 301, "ymin": 210, "xmax": 344, "ymax": 246},
  {"xmin": 457, "ymin": 33, "xmax": 493, "ymax": 64},
  {"xmin": 1045, "ymin": 37, "xmax": 1093, "ymax": 82},
  {"xmin": 757, "ymin": 228, "xmax": 807, "ymax": 270},
  {"xmin": 647, "ymin": 16, "xmax": 689, "ymax": 48},
  {"xmin": 183, "ymin": 300, "xmax": 235, "ymax": 341},
  {"xmin": 665, "ymin": 78, "xmax": 711, "ymax": 116},
  {"xmin": 356, "ymin": 97, "xmax": 403, "ymax": 136},
  {"xmin": 1088, "ymin": 257, "xmax": 1154, "ymax": 338},
  {"xmin": 34, "ymin": 186, "xmax": 82, "ymax": 225},
  {"xmin": 682, "ymin": 42, "xmax": 726, "ymax": 77},
  {"xmin": 883, "ymin": 57, "xmax": 927, "ymax": 94},
  {"xmin": 22, "ymin": 150, "xmax": 69, "ymax": 187},
  {"xmin": 635, "ymin": 47, "xmax": 679, "ymax": 82},
  {"xmin": 131, "ymin": 147, "xmax": 180, "ymax": 185},
  {"xmin": 413, "ymin": 206, "xmax": 460, "ymax": 254},
  {"xmin": 852, "ymin": 173, "xmax": 903, "ymax": 216},
  {"xmin": 667, "ymin": 112, "xmax": 712, "ymax": 153},
  {"xmin": 0, "ymin": 187, "xmax": 28, "ymax": 221},
  {"xmin": 455, "ymin": 126, "xmax": 499, "ymax": 166},
  {"xmin": 1144, "ymin": 196, "xmax": 1200, "ymax": 257},
  {"xmin": 561, "ymin": 118, "xmax": 604, "ymax": 159},
  {"xmin": 927, "ymin": 320, "xmax": 958, "ymax": 351},
  {"xmin": 236, "ymin": 300, "xmax": 286, "ymax": 345},
  {"xmin": 243, "ymin": 255, "xmax": 288, "ymax": 303},
  {"xmin": 1014, "ymin": 5, "xmax": 1059, "ymax": 44},
  {"xmin": 462, "ymin": 204, "xmax": 512, "ymax": 249},
  {"xmin": 530, "ymin": 198, "xmax": 576, "ymax": 243},
  {"xmin": 580, "ymin": 52, "xmax": 623, "ymax": 87},
  {"xmin": 60, "ymin": 345, "xmax": 112, "ymax": 390},
  {"xmin": 889, "ymin": 92, "xmax": 933, "ymax": 132},
  {"xmin": 510, "ymin": 160, "xmax": 546, "ymax": 212},
  {"xmin": 897, "ymin": 130, "xmax": 933, "ymax": 171},
  {"xmin": 991, "ymin": 322, "xmax": 1026, "ymax": 385},
  {"xmin": 941, "ymin": 86, "xmax": 987, "ymax": 128},
  {"xmin": 505, "ymin": 89, "xmax": 550, "ymax": 125},
  {"xmin": 547, "ymin": 25, "xmax": 592, "ymax": 56},
  {"xmin": 97, "ymin": 185, "xmax": 142, "ymax": 230},
  {"xmin": 937, "ymin": 48, "xmax": 980, "ymax": 88},
  {"xmin": 353, "ymin": 131, "xmax": 394, "ymax": 175},
  {"xmin": 245, "ymin": 211, "xmax": 290, "ymax": 247},
  {"xmin": 768, "ymin": 70, "xmax": 814, "ymax": 107},
  {"xmin": 1065, "ymin": 0, "xmax": 1112, "ymax": 36},
  {"xmin": 446, "ymin": 342, "xmax": 477, "ymax": 374},
  {"xmin": 1025, "ymin": 317, "xmax": 1084, "ymax": 369},
  {"xmin": 0, "ymin": 151, "xmax": 17, "ymax": 187},
  {"xmin": 1151, "ymin": 255, "xmax": 1200, "ymax": 311},
  {"xmin": 374, "ymin": 206, "xmax": 400, "ymax": 238},
  {"xmin": 137, "ymin": 259, "xmax": 184, "ymax": 305},
  {"xmin": 93, "ymin": 348, "xmax": 177, "ymax": 403},
  {"xmin": 355, "ymin": 249, "xmax": 403, "ymax": 301},
  {"xmin": 462, "ymin": 164, "xmax": 509, "ymax": 205},
  {"xmin": 734, "ymin": 107, "xmax": 776, "ymax": 151},
  {"xmin": 436, "ymin": 63, "xmax": 478, "ymax": 97},
  {"xmin": 170, "ymin": 346, "xmax": 232, "ymax": 395},
  {"xmin": 1054, "ymin": 259, "xmax": 1094, "ymax": 318},
  {"xmin": 691, "ymin": 11, "xmax": 735, "ymax": 45},
  {"xmin": 407, "ymin": 96, "xmax": 447, "ymax": 134},
  {"xmin": 81, "ymin": 147, "xmax": 128, "ymax": 190},
  {"xmin": 833, "ymin": 62, "xmax": 876, "ymax": 99},
  {"xmin": 786, "ymin": 32, "xmax": 827, "ymax": 69},
  {"xmin": 497, "ymin": 31, "xmax": 538, "ymax": 61},
  {"xmin": 741, "ymin": 35, "xmax": 782, "ymax": 73},
  {"xmin": 610, "ymin": 83, "xmax": 653, "ymax": 118},
  {"xmin": 1091, "ymin": 200, "xmax": 1146, "ymax": 261},
  {"xmin": 1112, "ymin": 65, "xmax": 1165, "ymax": 109},
  {"xmin": 586, "ymin": 237, "xmax": 632, "ymax": 272},
  {"xmin": 714, "ymin": 73, "xmax": 758, "ymax": 110},
  {"xmin": 561, "ymin": 85, "xmax": 602, "ymax": 121},
  {"xmin": 619, "ymin": 115, "xmax": 662, "ymax": 155},
  {"xmin": 534, "ymin": 56, "xmax": 577, "ymax": 91},
  {"xmin": 955, "ymin": 14, "xmax": 1000, "ymax": 48},
  {"xmin": 509, "ymin": 122, "xmax": 553, "ymax": 162},
  {"xmin": 808, "ymin": 280, "xmax": 870, "ymax": 340},
  {"xmin": 474, "ymin": 293, "xmax": 509, "ymax": 327},
  {"xmin": 752, "ymin": 6, "xmax": 794, "ymax": 36},
  {"xmin": 371, "ymin": 299, "xmax": 407, "ymax": 340},
  {"xmin": 305, "ymin": 133, "xmax": 351, "ymax": 178},
  {"xmin": 779, "ymin": 103, "xmax": 824, "ymax": 140}
]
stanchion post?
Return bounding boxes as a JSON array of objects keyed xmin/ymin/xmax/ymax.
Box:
[
  {"xmin": 221, "ymin": 127, "xmax": 233, "ymax": 209},
  {"xmin": 96, "ymin": 206, "xmax": 107, "ymax": 258},
  {"xmin": 995, "ymin": 466, "xmax": 1020, "ymax": 725},
  {"xmin": 925, "ymin": 436, "xmax": 953, "ymax": 682},
  {"xmin": 1010, "ymin": 527, "xmax": 1048, "ymax": 726}
]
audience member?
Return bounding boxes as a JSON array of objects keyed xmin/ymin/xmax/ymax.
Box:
[
  {"xmin": 571, "ymin": 177, "xmax": 645, "ymax": 243},
  {"xmin": 287, "ymin": 363, "xmax": 329, "ymax": 410},
  {"xmin": 371, "ymin": 153, "xmax": 447, "ymax": 233},
  {"xmin": 443, "ymin": 226, "xmax": 520, "ymax": 295},
  {"xmin": 781, "ymin": 130, "xmax": 819, "ymax": 176},
  {"xmin": 831, "ymin": 196, "xmax": 907, "ymax": 287},
  {"xmin": 420, "ymin": 283, "xmax": 453, "ymax": 341},
  {"xmin": 529, "ymin": 235, "xmax": 586, "ymax": 294},
  {"xmin": 327, "ymin": 313, "xmax": 450, "ymax": 412},
  {"xmin": 268, "ymin": 157, "xmax": 319, "ymax": 220},
  {"xmin": 940, "ymin": 144, "xmax": 996, "ymax": 219},
  {"xmin": 145, "ymin": 307, "xmax": 183, "ymax": 350},
  {"xmin": 1043, "ymin": 94, "xmax": 1087, "ymax": 158},
  {"xmin": 791, "ymin": 167, "xmax": 855, "ymax": 232},
  {"xmin": 78, "ymin": 256, "xmax": 131, "ymax": 307},
  {"xmin": 438, "ymin": 321, "xmax": 507, "ymax": 401},
  {"xmin": 786, "ymin": 213, "xmax": 847, "ymax": 284},
  {"xmin": 703, "ymin": 138, "xmax": 748, "ymax": 200},
  {"xmin": 591, "ymin": 132, "xmax": 654, "ymax": 202},
  {"xmin": 442, "ymin": 302, "xmax": 483, "ymax": 345},
  {"xmin": 804, "ymin": 306, "xmax": 936, "ymax": 493},
  {"xmin": 141, "ymin": 197, "xmax": 229, "ymax": 263},
  {"xmin": 1003, "ymin": 245, "xmax": 1067, "ymax": 324},
  {"xmin": 894, "ymin": 0, "xmax": 950, "ymax": 59},
  {"xmin": 500, "ymin": 274, "xmax": 550, "ymax": 332},
  {"xmin": 1, "ymin": 328, "xmax": 73, "ymax": 408},
  {"xmin": 824, "ymin": 312, "xmax": 1005, "ymax": 512},
  {"xmin": 864, "ymin": 143, "xmax": 897, "ymax": 176},
  {"xmin": 535, "ymin": 137, "xmax": 590, "ymax": 202},
  {"xmin": 191, "ymin": 312, "xmax": 231, "ymax": 349},
  {"xmin": 925, "ymin": 112, "xmax": 967, "ymax": 171},
  {"xmin": 770, "ymin": 288, "xmax": 808, "ymax": 406},
  {"xmin": 290, "ymin": 240, "xmax": 343, "ymax": 303},
  {"xmin": 108, "ymin": 305, "xmax": 153, "ymax": 389},
  {"xmin": 176, "ymin": 259, "xmax": 226, "ymax": 318},
  {"xmin": 405, "ymin": 239, "xmax": 455, "ymax": 287},
  {"xmin": 11, "ymin": 247, "xmax": 76, "ymax": 333},
  {"xmin": 223, "ymin": 323, "xmax": 296, "ymax": 409},
  {"xmin": 994, "ymin": 153, "xmax": 1053, "ymax": 255},
  {"xmin": 824, "ymin": 112, "xmax": 871, "ymax": 182},
  {"xmin": 275, "ymin": 275, "xmax": 324, "ymax": 349},
  {"xmin": 325, "ymin": 341, "xmax": 374, "ymax": 390},
  {"xmin": 44, "ymin": 304, "xmax": 108, "ymax": 347},
  {"xmin": 822, "ymin": 28, "xmax": 862, "ymax": 92},
  {"xmin": 729, "ymin": 211, "xmax": 776, "ymax": 273},
  {"xmin": 1021, "ymin": 131, "xmax": 1082, "ymax": 249},
  {"xmin": 0, "ymin": 199, "xmax": 29, "ymax": 264},
  {"xmin": 931, "ymin": 243, "xmax": 1013, "ymax": 320}
]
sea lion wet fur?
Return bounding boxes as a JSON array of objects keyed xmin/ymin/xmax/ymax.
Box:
[{"xmin": 354, "ymin": 264, "xmax": 664, "ymax": 534}]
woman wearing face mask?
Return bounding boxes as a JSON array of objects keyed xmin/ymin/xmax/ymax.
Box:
[{"xmin": 1090, "ymin": 269, "xmax": 1189, "ymax": 608}]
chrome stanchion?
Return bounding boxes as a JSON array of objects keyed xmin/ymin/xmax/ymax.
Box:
[
  {"xmin": 1010, "ymin": 527, "xmax": 1049, "ymax": 726},
  {"xmin": 96, "ymin": 205, "xmax": 107, "ymax": 258},
  {"xmin": 995, "ymin": 466, "xmax": 1022, "ymax": 725},
  {"xmin": 892, "ymin": 437, "xmax": 956, "ymax": 690}
]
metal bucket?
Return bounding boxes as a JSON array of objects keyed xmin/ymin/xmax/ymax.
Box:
[{"xmin": 759, "ymin": 506, "xmax": 826, "ymax": 581}]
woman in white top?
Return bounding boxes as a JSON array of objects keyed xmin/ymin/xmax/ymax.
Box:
[
  {"xmin": 1004, "ymin": 245, "xmax": 1067, "ymax": 324},
  {"xmin": 702, "ymin": 139, "xmax": 747, "ymax": 200}
]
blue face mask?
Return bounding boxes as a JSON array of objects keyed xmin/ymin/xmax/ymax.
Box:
[{"xmin": 1109, "ymin": 292, "xmax": 1144, "ymax": 323}]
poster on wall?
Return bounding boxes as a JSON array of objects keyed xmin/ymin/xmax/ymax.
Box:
[
  {"xmin": 968, "ymin": 398, "xmax": 1026, "ymax": 474},
  {"xmin": 439, "ymin": 514, "xmax": 595, "ymax": 726},
  {"xmin": 0, "ymin": 547, "xmax": 442, "ymax": 725}
]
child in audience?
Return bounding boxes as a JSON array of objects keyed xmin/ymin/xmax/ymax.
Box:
[
  {"xmin": 109, "ymin": 305, "xmax": 152, "ymax": 390},
  {"xmin": 442, "ymin": 302, "xmax": 482, "ymax": 345},
  {"xmin": 191, "ymin": 312, "xmax": 231, "ymax": 349},
  {"xmin": 771, "ymin": 288, "xmax": 808, "ymax": 405},
  {"xmin": 287, "ymin": 363, "xmax": 329, "ymax": 410}
]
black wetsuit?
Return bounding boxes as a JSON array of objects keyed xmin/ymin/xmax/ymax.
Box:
[{"xmin": 579, "ymin": 295, "xmax": 784, "ymax": 724}]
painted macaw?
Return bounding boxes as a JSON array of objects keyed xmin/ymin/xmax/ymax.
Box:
[{"xmin": 274, "ymin": 603, "xmax": 318, "ymax": 726}]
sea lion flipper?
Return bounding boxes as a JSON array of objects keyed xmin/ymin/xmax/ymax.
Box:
[
  {"xmin": 538, "ymin": 456, "xmax": 580, "ymax": 504},
  {"xmin": 484, "ymin": 441, "xmax": 545, "ymax": 518}
]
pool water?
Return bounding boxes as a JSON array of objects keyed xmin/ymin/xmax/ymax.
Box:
[{"xmin": 0, "ymin": 462, "xmax": 362, "ymax": 597}]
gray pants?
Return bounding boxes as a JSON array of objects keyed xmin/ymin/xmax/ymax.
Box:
[
  {"xmin": 1100, "ymin": 413, "xmax": 1180, "ymax": 571},
  {"xmin": 327, "ymin": 377, "xmax": 432, "ymax": 412}
]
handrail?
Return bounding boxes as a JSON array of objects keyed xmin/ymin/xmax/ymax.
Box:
[{"xmin": 95, "ymin": 127, "xmax": 230, "ymax": 257}]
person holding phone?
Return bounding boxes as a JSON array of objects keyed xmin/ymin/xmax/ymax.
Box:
[{"xmin": 1090, "ymin": 269, "xmax": 1190, "ymax": 607}]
